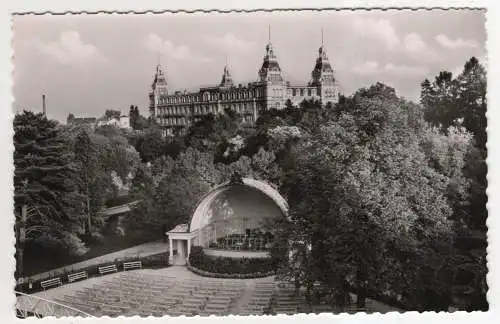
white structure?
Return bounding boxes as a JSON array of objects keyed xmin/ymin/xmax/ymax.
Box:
[
  {"xmin": 167, "ymin": 177, "xmax": 288, "ymax": 265},
  {"xmin": 97, "ymin": 115, "xmax": 131, "ymax": 129}
]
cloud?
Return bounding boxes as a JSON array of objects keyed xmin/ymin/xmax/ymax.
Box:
[
  {"xmin": 143, "ymin": 33, "xmax": 211, "ymax": 63},
  {"xmin": 403, "ymin": 33, "xmax": 427, "ymax": 54},
  {"xmin": 204, "ymin": 33, "xmax": 256, "ymax": 53},
  {"xmin": 352, "ymin": 18, "xmax": 400, "ymax": 50},
  {"xmin": 435, "ymin": 34, "xmax": 478, "ymax": 49},
  {"xmin": 384, "ymin": 63, "xmax": 428, "ymax": 76},
  {"xmin": 36, "ymin": 30, "xmax": 101, "ymax": 64},
  {"xmin": 352, "ymin": 61, "xmax": 428, "ymax": 77},
  {"xmin": 352, "ymin": 61, "xmax": 381, "ymax": 75},
  {"xmin": 403, "ymin": 33, "xmax": 439, "ymax": 62}
]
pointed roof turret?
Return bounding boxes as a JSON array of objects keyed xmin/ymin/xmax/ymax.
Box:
[
  {"xmin": 220, "ymin": 63, "xmax": 234, "ymax": 88},
  {"xmin": 258, "ymin": 25, "xmax": 283, "ymax": 83},
  {"xmin": 152, "ymin": 63, "xmax": 167, "ymax": 90},
  {"xmin": 311, "ymin": 29, "xmax": 335, "ymax": 86}
]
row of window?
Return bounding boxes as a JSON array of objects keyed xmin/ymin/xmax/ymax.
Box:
[
  {"xmin": 323, "ymin": 88, "xmax": 336, "ymax": 97},
  {"xmin": 241, "ymin": 115, "xmax": 255, "ymax": 123},
  {"xmin": 158, "ymin": 114, "xmax": 255, "ymax": 128},
  {"xmin": 291, "ymin": 88, "xmax": 316, "ymax": 97},
  {"xmin": 157, "ymin": 88, "xmax": 265, "ymax": 105},
  {"xmin": 157, "ymin": 102, "xmax": 256, "ymax": 117},
  {"xmin": 271, "ymin": 88, "xmax": 285, "ymax": 97},
  {"xmin": 159, "ymin": 116, "xmax": 255, "ymax": 130},
  {"xmin": 322, "ymin": 75, "xmax": 335, "ymax": 83},
  {"xmin": 159, "ymin": 117, "xmax": 189, "ymax": 126},
  {"xmin": 266, "ymin": 74, "xmax": 283, "ymax": 82},
  {"xmin": 162, "ymin": 128, "xmax": 188, "ymax": 137}
]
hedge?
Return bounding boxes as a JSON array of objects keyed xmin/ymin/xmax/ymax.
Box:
[
  {"xmin": 15, "ymin": 252, "xmax": 169, "ymax": 294},
  {"xmin": 187, "ymin": 262, "xmax": 275, "ymax": 279},
  {"xmin": 188, "ymin": 246, "xmax": 276, "ymax": 278}
]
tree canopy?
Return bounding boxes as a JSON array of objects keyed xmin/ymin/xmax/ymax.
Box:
[{"xmin": 14, "ymin": 111, "xmax": 87, "ymax": 255}]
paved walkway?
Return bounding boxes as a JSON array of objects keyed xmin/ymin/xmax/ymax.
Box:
[{"xmin": 24, "ymin": 240, "xmax": 168, "ymax": 282}]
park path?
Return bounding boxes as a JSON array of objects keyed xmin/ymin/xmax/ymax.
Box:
[{"xmin": 23, "ymin": 240, "xmax": 168, "ymax": 282}]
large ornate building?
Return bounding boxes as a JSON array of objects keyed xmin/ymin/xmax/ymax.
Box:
[{"xmin": 149, "ymin": 35, "xmax": 339, "ymax": 137}]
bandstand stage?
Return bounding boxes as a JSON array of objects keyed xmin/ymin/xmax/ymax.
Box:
[{"xmin": 166, "ymin": 177, "xmax": 288, "ymax": 265}]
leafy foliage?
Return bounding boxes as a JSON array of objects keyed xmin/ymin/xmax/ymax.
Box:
[
  {"xmin": 127, "ymin": 148, "xmax": 221, "ymax": 236},
  {"xmin": 272, "ymin": 82, "xmax": 480, "ymax": 311},
  {"xmin": 14, "ymin": 111, "xmax": 87, "ymax": 255},
  {"xmin": 420, "ymin": 57, "xmax": 488, "ymax": 310},
  {"xmin": 104, "ymin": 109, "xmax": 122, "ymax": 120}
]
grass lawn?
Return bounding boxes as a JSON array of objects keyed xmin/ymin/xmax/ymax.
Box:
[{"xmin": 23, "ymin": 233, "xmax": 158, "ymax": 276}]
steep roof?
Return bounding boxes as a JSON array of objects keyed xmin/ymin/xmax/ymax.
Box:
[{"xmin": 311, "ymin": 45, "xmax": 335, "ymax": 85}]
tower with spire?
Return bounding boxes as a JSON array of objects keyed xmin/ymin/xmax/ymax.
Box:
[
  {"xmin": 258, "ymin": 25, "xmax": 287, "ymax": 110},
  {"xmin": 149, "ymin": 61, "xmax": 168, "ymax": 119},
  {"xmin": 147, "ymin": 27, "xmax": 341, "ymax": 137},
  {"xmin": 220, "ymin": 58, "xmax": 234, "ymax": 88},
  {"xmin": 310, "ymin": 29, "xmax": 338, "ymax": 105}
]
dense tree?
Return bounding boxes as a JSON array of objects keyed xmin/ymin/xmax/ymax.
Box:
[
  {"xmin": 129, "ymin": 105, "xmax": 139, "ymax": 129},
  {"xmin": 14, "ymin": 112, "xmax": 88, "ymax": 277},
  {"xmin": 420, "ymin": 57, "xmax": 488, "ymax": 310},
  {"xmin": 185, "ymin": 109, "xmax": 247, "ymax": 162},
  {"xmin": 129, "ymin": 105, "xmax": 149, "ymax": 130},
  {"xmin": 74, "ymin": 130, "xmax": 98, "ymax": 235},
  {"xmin": 135, "ymin": 115, "xmax": 149, "ymax": 130},
  {"xmin": 135, "ymin": 127, "xmax": 165, "ymax": 163},
  {"xmin": 217, "ymin": 147, "xmax": 281, "ymax": 187},
  {"xmin": 104, "ymin": 109, "xmax": 122, "ymax": 120},
  {"xmin": 421, "ymin": 57, "xmax": 486, "ymax": 149},
  {"xmin": 275, "ymin": 85, "xmax": 464, "ymax": 311},
  {"xmin": 127, "ymin": 148, "xmax": 221, "ymax": 236}
]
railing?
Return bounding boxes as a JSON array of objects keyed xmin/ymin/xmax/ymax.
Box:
[{"xmin": 15, "ymin": 291, "xmax": 94, "ymax": 318}]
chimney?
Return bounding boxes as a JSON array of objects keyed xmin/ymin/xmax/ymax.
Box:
[{"xmin": 42, "ymin": 95, "xmax": 46, "ymax": 116}]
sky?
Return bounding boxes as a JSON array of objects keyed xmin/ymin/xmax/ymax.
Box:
[{"xmin": 12, "ymin": 9, "xmax": 486, "ymax": 123}]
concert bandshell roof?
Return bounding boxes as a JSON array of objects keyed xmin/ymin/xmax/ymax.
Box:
[{"xmin": 189, "ymin": 178, "xmax": 289, "ymax": 233}]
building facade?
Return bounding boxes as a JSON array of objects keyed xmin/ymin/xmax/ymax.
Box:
[
  {"xmin": 149, "ymin": 37, "xmax": 338, "ymax": 137},
  {"xmin": 67, "ymin": 115, "xmax": 97, "ymax": 130},
  {"xmin": 97, "ymin": 115, "xmax": 131, "ymax": 129}
]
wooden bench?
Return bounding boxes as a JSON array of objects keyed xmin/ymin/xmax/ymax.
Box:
[
  {"xmin": 123, "ymin": 261, "xmax": 142, "ymax": 271},
  {"xmin": 40, "ymin": 277, "xmax": 62, "ymax": 290},
  {"xmin": 98, "ymin": 264, "xmax": 118, "ymax": 275},
  {"xmin": 67, "ymin": 271, "xmax": 88, "ymax": 283}
]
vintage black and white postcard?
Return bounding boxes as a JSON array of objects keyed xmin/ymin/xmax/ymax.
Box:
[{"xmin": 3, "ymin": 0, "xmax": 498, "ymax": 323}]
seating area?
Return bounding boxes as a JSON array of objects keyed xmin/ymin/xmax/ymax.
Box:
[
  {"xmin": 123, "ymin": 261, "xmax": 142, "ymax": 271},
  {"xmin": 39, "ymin": 268, "xmax": 398, "ymax": 317},
  {"xmin": 238, "ymin": 281, "xmax": 276, "ymax": 315},
  {"xmin": 98, "ymin": 264, "xmax": 118, "ymax": 276},
  {"xmin": 51, "ymin": 271, "xmax": 249, "ymax": 317},
  {"xmin": 40, "ymin": 277, "xmax": 62, "ymax": 290},
  {"xmin": 67, "ymin": 271, "xmax": 88, "ymax": 283},
  {"xmin": 271, "ymin": 283, "xmax": 305, "ymax": 314}
]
